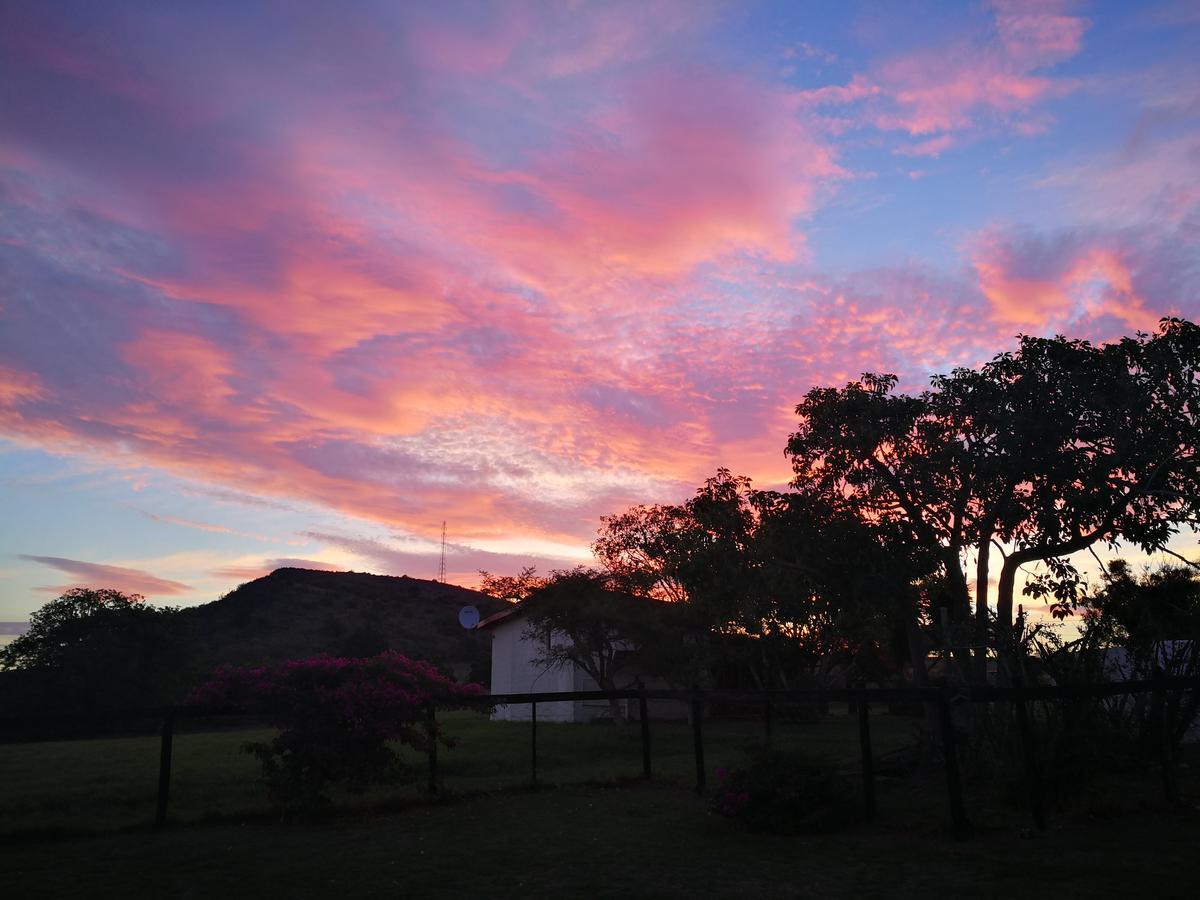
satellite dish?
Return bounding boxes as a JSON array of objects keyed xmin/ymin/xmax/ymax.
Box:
[{"xmin": 458, "ymin": 605, "xmax": 481, "ymax": 629}]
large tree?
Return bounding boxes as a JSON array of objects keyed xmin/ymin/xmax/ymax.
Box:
[
  {"xmin": 596, "ymin": 470, "xmax": 931, "ymax": 686},
  {"xmin": 0, "ymin": 587, "xmax": 189, "ymax": 711},
  {"xmin": 594, "ymin": 470, "xmax": 768, "ymax": 685},
  {"xmin": 753, "ymin": 485, "xmax": 940, "ymax": 683},
  {"xmin": 981, "ymin": 320, "xmax": 1200, "ymax": 643},
  {"xmin": 787, "ymin": 373, "xmax": 983, "ymax": 675},
  {"xmin": 786, "ymin": 318, "xmax": 1200, "ymax": 673}
]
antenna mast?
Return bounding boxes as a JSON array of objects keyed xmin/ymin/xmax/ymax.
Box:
[{"xmin": 438, "ymin": 521, "xmax": 447, "ymax": 583}]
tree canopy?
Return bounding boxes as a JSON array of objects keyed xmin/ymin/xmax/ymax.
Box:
[
  {"xmin": 0, "ymin": 587, "xmax": 189, "ymax": 711},
  {"xmin": 787, "ymin": 318, "xmax": 1200, "ymax": 672}
]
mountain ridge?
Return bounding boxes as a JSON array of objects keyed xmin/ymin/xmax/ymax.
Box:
[{"xmin": 179, "ymin": 567, "xmax": 508, "ymax": 681}]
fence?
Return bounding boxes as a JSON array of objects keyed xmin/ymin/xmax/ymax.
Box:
[{"xmin": 1, "ymin": 674, "xmax": 1196, "ymax": 841}]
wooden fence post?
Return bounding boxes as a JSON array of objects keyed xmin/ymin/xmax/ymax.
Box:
[
  {"xmin": 155, "ymin": 708, "xmax": 176, "ymax": 828},
  {"xmin": 638, "ymin": 691, "xmax": 652, "ymax": 779},
  {"xmin": 426, "ymin": 702, "xmax": 438, "ymax": 795},
  {"xmin": 1012, "ymin": 674, "xmax": 1046, "ymax": 830},
  {"xmin": 691, "ymin": 691, "xmax": 705, "ymax": 794},
  {"xmin": 856, "ymin": 681, "xmax": 876, "ymax": 824},
  {"xmin": 531, "ymin": 701, "xmax": 538, "ymax": 789},
  {"xmin": 937, "ymin": 688, "xmax": 970, "ymax": 840},
  {"xmin": 1153, "ymin": 666, "xmax": 1179, "ymax": 804}
]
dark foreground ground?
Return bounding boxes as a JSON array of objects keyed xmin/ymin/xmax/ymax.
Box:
[
  {"xmin": 3, "ymin": 781, "xmax": 1199, "ymax": 900},
  {"xmin": 3, "ymin": 711, "xmax": 1197, "ymax": 898}
]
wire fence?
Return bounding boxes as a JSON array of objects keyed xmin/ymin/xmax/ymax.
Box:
[{"xmin": 1, "ymin": 674, "xmax": 1196, "ymax": 840}]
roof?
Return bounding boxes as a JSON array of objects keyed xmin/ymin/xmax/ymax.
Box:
[
  {"xmin": 476, "ymin": 600, "xmax": 527, "ymax": 630},
  {"xmin": 476, "ymin": 589, "xmax": 671, "ymax": 631}
]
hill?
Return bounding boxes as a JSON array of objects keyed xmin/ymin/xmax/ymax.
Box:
[{"xmin": 180, "ymin": 568, "xmax": 508, "ymax": 682}]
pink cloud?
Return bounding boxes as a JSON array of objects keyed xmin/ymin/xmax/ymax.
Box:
[
  {"xmin": 0, "ymin": 0, "xmax": 1194, "ymax": 584},
  {"xmin": 515, "ymin": 67, "xmax": 841, "ymax": 277},
  {"xmin": 972, "ymin": 230, "xmax": 1168, "ymax": 332},
  {"xmin": 799, "ymin": 1, "xmax": 1086, "ymax": 145},
  {"xmin": 19, "ymin": 555, "xmax": 192, "ymax": 596},
  {"xmin": 895, "ymin": 134, "xmax": 955, "ymax": 157},
  {"xmin": 0, "ymin": 365, "xmax": 43, "ymax": 405}
]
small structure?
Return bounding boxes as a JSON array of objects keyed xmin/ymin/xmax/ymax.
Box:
[{"xmin": 477, "ymin": 600, "xmax": 683, "ymax": 723}]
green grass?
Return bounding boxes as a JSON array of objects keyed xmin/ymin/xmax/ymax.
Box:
[{"xmin": 0, "ymin": 710, "xmax": 919, "ymax": 836}]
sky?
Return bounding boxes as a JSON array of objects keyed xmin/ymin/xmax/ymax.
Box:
[{"xmin": 1, "ymin": 0, "xmax": 1199, "ymax": 621}]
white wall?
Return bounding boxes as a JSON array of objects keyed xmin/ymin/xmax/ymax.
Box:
[
  {"xmin": 486, "ymin": 612, "xmax": 686, "ymax": 722},
  {"xmin": 488, "ymin": 616, "xmax": 578, "ymax": 721}
]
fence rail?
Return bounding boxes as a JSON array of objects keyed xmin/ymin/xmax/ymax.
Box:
[{"xmin": 2, "ymin": 675, "xmax": 1196, "ymax": 837}]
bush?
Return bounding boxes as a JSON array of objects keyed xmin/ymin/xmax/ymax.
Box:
[
  {"xmin": 190, "ymin": 653, "xmax": 484, "ymax": 812},
  {"xmin": 711, "ymin": 750, "xmax": 858, "ymax": 834}
]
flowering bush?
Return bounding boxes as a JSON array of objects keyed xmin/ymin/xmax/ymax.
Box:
[
  {"xmin": 711, "ymin": 751, "xmax": 858, "ymax": 834},
  {"xmin": 190, "ymin": 652, "xmax": 485, "ymax": 811}
]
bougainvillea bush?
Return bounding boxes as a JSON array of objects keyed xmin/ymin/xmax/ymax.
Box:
[
  {"xmin": 190, "ymin": 653, "xmax": 485, "ymax": 811},
  {"xmin": 711, "ymin": 751, "xmax": 858, "ymax": 835}
]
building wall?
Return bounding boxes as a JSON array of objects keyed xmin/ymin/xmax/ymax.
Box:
[
  {"xmin": 488, "ymin": 616, "xmax": 577, "ymax": 721},
  {"xmin": 487, "ymin": 613, "xmax": 689, "ymax": 722}
]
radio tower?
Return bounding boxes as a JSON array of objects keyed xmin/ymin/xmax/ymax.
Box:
[{"xmin": 437, "ymin": 521, "xmax": 447, "ymax": 583}]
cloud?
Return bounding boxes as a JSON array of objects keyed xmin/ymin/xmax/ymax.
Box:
[
  {"xmin": 971, "ymin": 226, "xmax": 1192, "ymax": 333},
  {"xmin": 0, "ymin": 0, "xmax": 1196, "ymax": 605},
  {"xmin": 18, "ymin": 555, "xmax": 192, "ymax": 596},
  {"xmin": 799, "ymin": 0, "xmax": 1086, "ymax": 146},
  {"xmin": 130, "ymin": 508, "xmax": 279, "ymax": 543},
  {"xmin": 894, "ymin": 134, "xmax": 955, "ymax": 158},
  {"xmin": 0, "ymin": 0, "xmax": 849, "ymax": 553}
]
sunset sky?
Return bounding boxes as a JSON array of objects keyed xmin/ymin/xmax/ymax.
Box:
[{"xmin": 1, "ymin": 0, "xmax": 1198, "ymax": 620}]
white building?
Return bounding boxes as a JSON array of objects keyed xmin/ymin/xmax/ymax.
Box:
[
  {"xmin": 477, "ymin": 600, "xmax": 686, "ymax": 723},
  {"xmin": 477, "ymin": 602, "xmax": 618, "ymax": 722}
]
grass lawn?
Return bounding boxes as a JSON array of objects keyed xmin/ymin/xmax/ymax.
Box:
[
  {"xmin": 0, "ymin": 709, "xmax": 920, "ymax": 836},
  {"xmin": 3, "ymin": 710, "xmax": 1198, "ymax": 898}
]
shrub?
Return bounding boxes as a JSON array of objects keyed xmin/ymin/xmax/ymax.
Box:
[
  {"xmin": 711, "ymin": 750, "xmax": 858, "ymax": 834},
  {"xmin": 190, "ymin": 652, "xmax": 484, "ymax": 811}
]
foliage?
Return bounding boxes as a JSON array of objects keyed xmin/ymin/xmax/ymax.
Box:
[
  {"xmin": 753, "ymin": 486, "xmax": 937, "ymax": 681},
  {"xmin": 1075, "ymin": 561, "xmax": 1200, "ymax": 749},
  {"xmin": 594, "ymin": 504, "xmax": 690, "ymax": 603},
  {"xmin": 189, "ymin": 653, "xmax": 484, "ymax": 811},
  {"xmin": 0, "ymin": 587, "xmax": 189, "ymax": 712},
  {"xmin": 596, "ymin": 471, "xmax": 930, "ymax": 688},
  {"xmin": 711, "ymin": 750, "xmax": 858, "ymax": 834},
  {"xmin": 477, "ymin": 566, "xmax": 546, "ymax": 604},
  {"xmin": 593, "ymin": 471, "xmax": 765, "ymax": 686},
  {"xmin": 1076, "ymin": 560, "xmax": 1200, "ymax": 644},
  {"xmin": 974, "ymin": 565, "xmax": 1200, "ymax": 813},
  {"xmin": 786, "ymin": 318, "xmax": 1200, "ymax": 674}
]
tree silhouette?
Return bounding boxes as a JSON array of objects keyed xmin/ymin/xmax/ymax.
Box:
[{"xmin": 787, "ymin": 318, "xmax": 1200, "ymax": 674}]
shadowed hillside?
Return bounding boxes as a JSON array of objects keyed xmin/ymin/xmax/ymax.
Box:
[{"xmin": 180, "ymin": 569, "xmax": 508, "ymax": 681}]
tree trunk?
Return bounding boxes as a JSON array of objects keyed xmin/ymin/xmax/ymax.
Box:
[
  {"xmin": 943, "ymin": 549, "xmax": 975, "ymax": 679},
  {"xmin": 904, "ymin": 613, "xmax": 941, "ymax": 758},
  {"xmin": 973, "ymin": 539, "xmax": 991, "ymax": 682},
  {"xmin": 996, "ymin": 554, "xmax": 1031, "ymax": 684},
  {"xmin": 598, "ymin": 677, "xmax": 627, "ymax": 726}
]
